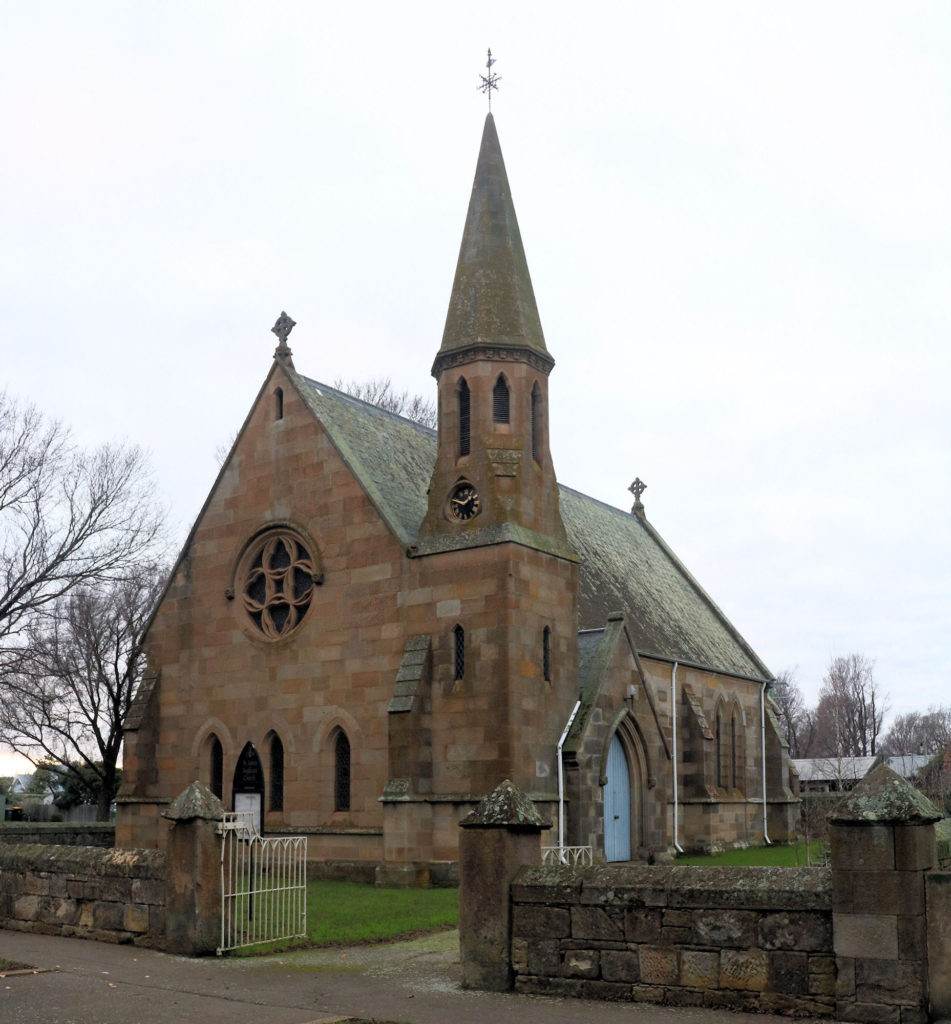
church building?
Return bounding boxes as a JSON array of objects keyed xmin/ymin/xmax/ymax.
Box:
[{"xmin": 117, "ymin": 113, "xmax": 798, "ymax": 882}]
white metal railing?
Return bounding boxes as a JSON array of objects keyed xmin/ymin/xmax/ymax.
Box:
[
  {"xmin": 218, "ymin": 812, "xmax": 307, "ymax": 954},
  {"xmin": 541, "ymin": 844, "xmax": 593, "ymax": 867}
]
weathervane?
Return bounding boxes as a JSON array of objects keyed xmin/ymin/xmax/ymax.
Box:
[
  {"xmin": 479, "ymin": 48, "xmax": 501, "ymax": 111},
  {"xmin": 271, "ymin": 310, "xmax": 296, "ymax": 359},
  {"xmin": 629, "ymin": 477, "xmax": 647, "ymax": 518}
]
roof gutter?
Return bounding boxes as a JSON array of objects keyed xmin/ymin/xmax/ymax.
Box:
[{"xmin": 557, "ymin": 700, "xmax": 582, "ymax": 851}]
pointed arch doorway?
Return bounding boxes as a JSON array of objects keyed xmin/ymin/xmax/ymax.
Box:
[
  {"xmin": 233, "ymin": 741, "xmax": 264, "ymax": 835},
  {"xmin": 604, "ymin": 734, "xmax": 632, "ymax": 862}
]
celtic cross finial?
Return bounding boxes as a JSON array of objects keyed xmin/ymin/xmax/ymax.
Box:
[
  {"xmin": 629, "ymin": 477, "xmax": 647, "ymax": 517},
  {"xmin": 271, "ymin": 311, "xmax": 296, "ymax": 359},
  {"xmin": 479, "ymin": 48, "xmax": 501, "ymax": 111}
]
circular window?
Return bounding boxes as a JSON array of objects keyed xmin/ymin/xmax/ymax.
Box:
[{"xmin": 239, "ymin": 529, "xmax": 317, "ymax": 640}]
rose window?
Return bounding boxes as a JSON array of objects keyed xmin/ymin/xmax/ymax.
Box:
[{"xmin": 241, "ymin": 531, "xmax": 316, "ymax": 639}]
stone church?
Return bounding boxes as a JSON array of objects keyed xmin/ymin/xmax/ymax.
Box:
[{"xmin": 117, "ymin": 114, "xmax": 797, "ymax": 882}]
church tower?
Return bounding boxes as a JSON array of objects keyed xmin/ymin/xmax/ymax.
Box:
[
  {"xmin": 418, "ymin": 113, "xmax": 570, "ymax": 551},
  {"xmin": 411, "ymin": 113, "xmax": 579, "ymax": 812}
]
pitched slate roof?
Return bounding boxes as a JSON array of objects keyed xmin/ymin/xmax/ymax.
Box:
[{"xmin": 292, "ymin": 373, "xmax": 770, "ymax": 682}]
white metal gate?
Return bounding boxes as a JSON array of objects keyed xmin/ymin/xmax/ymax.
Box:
[{"xmin": 218, "ymin": 811, "xmax": 307, "ymax": 954}]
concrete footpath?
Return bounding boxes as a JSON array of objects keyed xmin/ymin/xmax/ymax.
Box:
[{"xmin": 0, "ymin": 928, "xmax": 838, "ymax": 1024}]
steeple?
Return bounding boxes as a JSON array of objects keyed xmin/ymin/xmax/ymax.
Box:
[
  {"xmin": 418, "ymin": 114, "xmax": 572, "ymax": 558},
  {"xmin": 433, "ymin": 113, "xmax": 552, "ymax": 377}
]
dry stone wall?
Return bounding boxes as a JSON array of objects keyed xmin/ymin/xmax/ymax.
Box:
[
  {"xmin": 0, "ymin": 843, "xmax": 165, "ymax": 947},
  {"xmin": 511, "ymin": 862, "xmax": 834, "ymax": 1016}
]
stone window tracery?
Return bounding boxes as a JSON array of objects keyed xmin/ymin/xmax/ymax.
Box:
[{"xmin": 240, "ymin": 529, "xmax": 317, "ymax": 640}]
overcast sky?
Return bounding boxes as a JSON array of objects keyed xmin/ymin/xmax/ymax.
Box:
[{"xmin": 2, "ymin": 2, "xmax": 949, "ymax": 776}]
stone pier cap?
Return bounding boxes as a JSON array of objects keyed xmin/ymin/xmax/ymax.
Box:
[
  {"xmin": 161, "ymin": 781, "xmax": 226, "ymax": 823},
  {"xmin": 828, "ymin": 764, "xmax": 941, "ymax": 825},
  {"xmin": 459, "ymin": 780, "xmax": 552, "ymax": 831}
]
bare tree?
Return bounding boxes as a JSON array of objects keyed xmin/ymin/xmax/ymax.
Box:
[
  {"xmin": 0, "ymin": 563, "xmax": 167, "ymax": 819},
  {"xmin": 334, "ymin": 377, "xmax": 437, "ymax": 429},
  {"xmin": 878, "ymin": 706, "xmax": 951, "ymax": 757},
  {"xmin": 0, "ymin": 392, "xmax": 165, "ymax": 681},
  {"xmin": 810, "ymin": 654, "xmax": 887, "ymax": 758},
  {"xmin": 769, "ymin": 669, "xmax": 811, "ymax": 758}
]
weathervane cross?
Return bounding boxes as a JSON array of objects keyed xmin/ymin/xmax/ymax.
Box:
[{"xmin": 479, "ymin": 48, "xmax": 501, "ymax": 111}]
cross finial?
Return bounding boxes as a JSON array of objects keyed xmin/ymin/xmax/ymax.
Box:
[
  {"xmin": 629, "ymin": 477, "xmax": 647, "ymax": 518},
  {"xmin": 271, "ymin": 311, "xmax": 296, "ymax": 360},
  {"xmin": 479, "ymin": 48, "xmax": 501, "ymax": 111}
]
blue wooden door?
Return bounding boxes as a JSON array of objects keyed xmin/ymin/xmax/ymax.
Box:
[{"xmin": 605, "ymin": 735, "xmax": 631, "ymax": 862}]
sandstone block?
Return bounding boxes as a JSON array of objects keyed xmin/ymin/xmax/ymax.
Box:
[
  {"xmin": 93, "ymin": 901, "xmax": 125, "ymax": 932},
  {"xmin": 834, "ymin": 913, "xmax": 898, "ymax": 959},
  {"xmin": 768, "ymin": 950, "xmax": 808, "ymax": 995},
  {"xmin": 123, "ymin": 903, "xmax": 149, "ymax": 933},
  {"xmin": 680, "ymin": 949, "xmax": 718, "ymax": 989},
  {"xmin": 601, "ymin": 949, "xmax": 639, "ymax": 984},
  {"xmin": 563, "ymin": 949, "xmax": 599, "ymax": 979},
  {"xmin": 512, "ymin": 905, "xmax": 570, "ymax": 939},
  {"xmin": 639, "ymin": 945, "xmax": 678, "ymax": 985},
  {"xmin": 571, "ymin": 905, "xmax": 623, "ymax": 942},
  {"xmin": 720, "ymin": 948, "xmax": 768, "ymax": 991},
  {"xmin": 526, "ymin": 939, "xmax": 560, "ymax": 977},
  {"xmin": 693, "ymin": 908, "xmax": 757, "ymax": 947},
  {"xmin": 855, "ymin": 958, "xmax": 925, "ymax": 1007},
  {"xmin": 893, "ymin": 825, "xmax": 936, "ymax": 872},
  {"xmin": 808, "ymin": 953, "xmax": 837, "ymax": 996},
  {"xmin": 624, "ymin": 907, "xmax": 661, "ymax": 943},
  {"xmin": 760, "ymin": 910, "xmax": 833, "ymax": 951}
]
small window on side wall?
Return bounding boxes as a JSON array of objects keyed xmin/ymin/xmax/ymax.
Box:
[
  {"xmin": 531, "ymin": 382, "xmax": 541, "ymax": 462},
  {"xmin": 269, "ymin": 733, "xmax": 284, "ymax": 811},
  {"xmin": 209, "ymin": 734, "xmax": 223, "ymax": 800},
  {"xmin": 334, "ymin": 731, "xmax": 351, "ymax": 812},
  {"xmin": 543, "ymin": 626, "xmax": 552, "ymax": 682},
  {"xmin": 453, "ymin": 624, "xmax": 465, "ymax": 680}
]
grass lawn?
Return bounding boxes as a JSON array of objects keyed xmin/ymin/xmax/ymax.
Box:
[
  {"xmin": 231, "ymin": 879, "xmax": 459, "ymax": 956},
  {"xmin": 675, "ymin": 841, "xmax": 827, "ymax": 867}
]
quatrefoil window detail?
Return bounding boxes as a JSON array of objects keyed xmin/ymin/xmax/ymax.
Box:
[{"xmin": 241, "ymin": 531, "xmax": 316, "ymax": 639}]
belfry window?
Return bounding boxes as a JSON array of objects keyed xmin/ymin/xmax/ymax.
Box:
[
  {"xmin": 543, "ymin": 626, "xmax": 552, "ymax": 682},
  {"xmin": 531, "ymin": 382, "xmax": 541, "ymax": 462},
  {"xmin": 458, "ymin": 379, "xmax": 471, "ymax": 457},
  {"xmin": 493, "ymin": 375, "xmax": 510, "ymax": 424},
  {"xmin": 453, "ymin": 624, "xmax": 465, "ymax": 680},
  {"xmin": 274, "ymin": 386, "xmax": 284, "ymax": 420},
  {"xmin": 334, "ymin": 731, "xmax": 351, "ymax": 812}
]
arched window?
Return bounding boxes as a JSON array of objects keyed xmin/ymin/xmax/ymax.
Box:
[
  {"xmin": 453, "ymin": 624, "xmax": 465, "ymax": 681},
  {"xmin": 730, "ymin": 712, "xmax": 737, "ymax": 790},
  {"xmin": 492, "ymin": 375, "xmax": 510, "ymax": 424},
  {"xmin": 543, "ymin": 626, "xmax": 552, "ymax": 682},
  {"xmin": 207, "ymin": 734, "xmax": 223, "ymax": 800},
  {"xmin": 274, "ymin": 386, "xmax": 284, "ymax": 420},
  {"xmin": 715, "ymin": 709, "xmax": 723, "ymax": 789},
  {"xmin": 269, "ymin": 733, "xmax": 284, "ymax": 812},
  {"xmin": 531, "ymin": 382, "xmax": 541, "ymax": 463},
  {"xmin": 458, "ymin": 379, "xmax": 471, "ymax": 457},
  {"xmin": 334, "ymin": 731, "xmax": 351, "ymax": 812}
]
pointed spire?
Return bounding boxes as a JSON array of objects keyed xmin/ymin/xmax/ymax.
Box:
[{"xmin": 434, "ymin": 114, "xmax": 551, "ymax": 375}]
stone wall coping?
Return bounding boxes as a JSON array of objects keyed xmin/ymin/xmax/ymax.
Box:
[
  {"xmin": 0, "ymin": 842, "xmax": 166, "ymax": 878},
  {"xmin": 0, "ymin": 823, "xmax": 114, "ymax": 833},
  {"xmin": 514, "ymin": 862, "xmax": 831, "ymax": 911}
]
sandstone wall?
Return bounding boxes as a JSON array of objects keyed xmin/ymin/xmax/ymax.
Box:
[
  {"xmin": 0, "ymin": 843, "xmax": 165, "ymax": 947},
  {"xmin": 511, "ymin": 862, "xmax": 834, "ymax": 1017}
]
